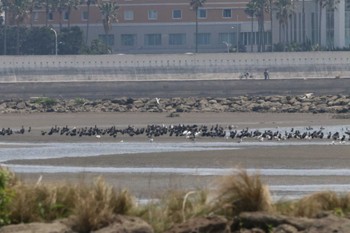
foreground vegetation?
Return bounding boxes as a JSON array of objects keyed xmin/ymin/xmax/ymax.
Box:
[{"xmin": 0, "ymin": 167, "xmax": 350, "ymax": 232}]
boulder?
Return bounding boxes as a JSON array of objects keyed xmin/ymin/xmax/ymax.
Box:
[
  {"xmin": 93, "ymin": 215, "xmax": 153, "ymax": 233},
  {"xmin": 0, "ymin": 222, "xmax": 75, "ymax": 233},
  {"xmin": 231, "ymin": 212, "xmax": 313, "ymax": 232},
  {"xmin": 164, "ymin": 215, "xmax": 229, "ymax": 233},
  {"xmin": 306, "ymin": 214, "xmax": 350, "ymax": 233}
]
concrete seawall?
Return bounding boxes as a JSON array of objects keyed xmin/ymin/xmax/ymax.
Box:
[{"xmin": 0, "ymin": 52, "xmax": 350, "ymax": 82}]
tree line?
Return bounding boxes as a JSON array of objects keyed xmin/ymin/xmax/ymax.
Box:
[
  {"xmin": 0, "ymin": 0, "xmax": 118, "ymax": 55},
  {"xmin": 0, "ymin": 0, "xmax": 343, "ymax": 55}
]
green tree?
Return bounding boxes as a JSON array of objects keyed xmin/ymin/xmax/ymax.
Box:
[
  {"xmin": 81, "ymin": 39, "xmax": 109, "ymax": 54},
  {"xmin": 97, "ymin": 0, "xmax": 119, "ymax": 48},
  {"xmin": 21, "ymin": 27, "xmax": 54, "ymax": 54},
  {"xmin": 58, "ymin": 26, "xmax": 83, "ymax": 54},
  {"xmin": 7, "ymin": 0, "xmax": 32, "ymax": 55},
  {"xmin": 190, "ymin": 0, "xmax": 206, "ymax": 53},
  {"xmin": 245, "ymin": 1, "xmax": 258, "ymax": 52}
]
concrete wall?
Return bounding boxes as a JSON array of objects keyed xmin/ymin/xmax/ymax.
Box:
[{"xmin": 0, "ymin": 51, "xmax": 349, "ymax": 82}]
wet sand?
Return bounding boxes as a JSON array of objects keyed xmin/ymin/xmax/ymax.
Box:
[{"xmin": 1, "ymin": 112, "xmax": 350, "ymax": 199}]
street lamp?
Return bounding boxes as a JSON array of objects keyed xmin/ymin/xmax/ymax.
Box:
[
  {"xmin": 232, "ymin": 26, "xmax": 239, "ymax": 53},
  {"xmin": 50, "ymin": 28, "xmax": 58, "ymax": 55}
]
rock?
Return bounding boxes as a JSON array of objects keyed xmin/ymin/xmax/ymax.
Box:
[
  {"xmin": 272, "ymin": 224, "xmax": 298, "ymax": 233},
  {"xmin": 164, "ymin": 215, "xmax": 229, "ymax": 233},
  {"xmin": 16, "ymin": 101, "xmax": 26, "ymax": 109},
  {"xmin": 231, "ymin": 212, "xmax": 313, "ymax": 232},
  {"xmin": 93, "ymin": 215, "xmax": 153, "ymax": 233},
  {"xmin": 306, "ymin": 214, "xmax": 350, "ymax": 233},
  {"xmin": 0, "ymin": 221, "xmax": 75, "ymax": 233}
]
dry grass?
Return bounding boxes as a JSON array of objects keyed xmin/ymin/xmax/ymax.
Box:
[
  {"xmin": 133, "ymin": 189, "xmax": 209, "ymax": 233},
  {"xmin": 69, "ymin": 177, "xmax": 135, "ymax": 233},
  {"xmin": 287, "ymin": 191, "xmax": 350, "ymax": 218},
  {"xmin": 5, "ymin": 167, "xmax": 350, "ymax": 232},
  {"xmin": 9, "ymin": 183, "xmax": 76, "ymax": 223},
  {"xmin": 209, "ymin": 169, "xmax": 273, "ymax": 217}
]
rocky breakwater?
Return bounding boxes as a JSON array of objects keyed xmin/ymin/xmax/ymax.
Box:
[{"xmin": 0, "ymin": 94, "xmax": 349, "ymax": 114}]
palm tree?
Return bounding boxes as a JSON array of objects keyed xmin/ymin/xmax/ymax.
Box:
[
  {"xmin": 245, "ymin": 1, "xmax": 258, "ymax": 52},
  {"xmin": 8, "ymin": 0, "xmax": 31, "ymax": 55},
  {"xmin": 56, "ymin": 0, "xmax": 67, "ymax": 30},
  {"xmin": 254, "ymin": 0, "xmax": 269, "ymax": 52},
  {"xmin": 274, "ymin": 0, "xmax": 292, "ymax": 48},
  {"xmin": 316, "ymin": 0, "xmax": 339, "ymax": 48},
  {"xmin": 268, "ymin": 0, "xmax": 275, "ymax": 51},
  {"xmin": 82, "ymin": 0, "xmax": 95, "ymax": 44},
  {"xmin": 40, "ymin": 0, "xmax": 55, "ymax": 27},
  {"xmin": 28, "ymin": 0, "xmax": 41, "ymax": 28},
  {"xmin": 54, "ymin": 0, "xmax": 79, "ymax": 30},
  {"xmin": 190, "ymin": 0, "xmax": 206, "ymax": 53},
  {"xmin": 97, "ymin": 0, "xmax": 119, "ymax": 48},
  {"xmin": 66, "ymin": 0, "xmax": 79, "ymax": 28},
  {"xmin": 1, "ymin": 0, "xmax": 10, "ymax": 55}
]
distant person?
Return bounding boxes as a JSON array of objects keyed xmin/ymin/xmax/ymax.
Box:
[{"xmin": 264, "ymin": 69, "xmax": 269, "ymax": 80}]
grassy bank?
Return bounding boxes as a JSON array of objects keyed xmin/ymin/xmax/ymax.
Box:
[{"xmin": 0, "ymin": 167, "xmax": 349, "ymax": 232}]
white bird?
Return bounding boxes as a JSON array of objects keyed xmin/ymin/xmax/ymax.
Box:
[
  {"xmin": 155, "ymin": 97, "xmax": 160, "ymax": 105},
  {"xmin": 149, "ymin": 138, "xmax": 154, "ymax": 142},
  {"xmin": 304, "ymin": 93, "xmax": 314, "ymax": 99},
  {"xmin": 96, "ymin": 134, "xmax": 101, "ymax": 139}
]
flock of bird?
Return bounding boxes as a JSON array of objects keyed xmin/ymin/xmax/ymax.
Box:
[{"xmin": 0, "ymin": 124, "xmax": 350, "ymax": 144}]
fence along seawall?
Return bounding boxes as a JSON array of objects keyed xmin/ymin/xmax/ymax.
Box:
[{"xmin": 0, "ymin": 52, "xmax": 349, "ymax": 82}]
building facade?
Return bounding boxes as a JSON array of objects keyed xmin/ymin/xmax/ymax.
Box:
[
  {"xmin": 24, "ymin": 0, "xmax": 271, "ymax": 54},
  {"xmin": 5, "ymin": 0, "xmax": 350, "ymax": 53},
  {"xmin": 271, "ymin": 0, "xmax": 350, "ymax": 50}
]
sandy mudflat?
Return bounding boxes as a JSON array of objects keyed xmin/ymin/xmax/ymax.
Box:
[{"xmin": 1, "ymin": 112, "xmax": 350, "ymax": 199}]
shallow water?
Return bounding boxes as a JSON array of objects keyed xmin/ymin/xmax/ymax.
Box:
[
  {"xmin": 0, "ymin": 140, "xmax": 346, "ymax": 163},
  {"xmin": 1, "ymin": 123, "xmax": 350, "ymax": 200}
]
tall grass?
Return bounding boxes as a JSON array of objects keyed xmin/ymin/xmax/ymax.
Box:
[
  {"xmin": 69, "ymin": 177, "xmax": 134, "ymax": 233},
  {"xmin": 133, "ymin": 189, "xmax": 209, "ymax": 233},
  {"xmin": 209, "ymin": 170, "xmax": 273, "ymax": 217},
  {"xmin": 4, "ymin": 166, "xmax": 350, "ymax": 233},
  {"xmin": 288, "ymin": 191, "xmax": 350, "ymax": 218},
  {"xmin": 9, "ymin": 183, "xmax": 76, "ymax": 223}
]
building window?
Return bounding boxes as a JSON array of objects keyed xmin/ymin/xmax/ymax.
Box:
[
  {"xmin": 169, "ymin": 33, "xmax": 186, "ymax": 45},
  {"xmin": 172, "ymin": 10, "xmax": 182, "ymax": 19},
  {"xmin": 148, "ymin": 10, "xmax": 158, "ymax": 20},
  {"xmin": 145, "ymin": 34, "xmax": 161, "ymax": 46},
  {"xmin": 63, "ymin": 11, "xmax": 69, "ymax": 21},
  {"xmin": 48, "ymin": 11, "xmax": 53, "ymax": 21},
  {"xmin": 223, "ymin": 9, "xmax": 231, "ymax": 18},
  {"xmin": 82, "ymin": 11, "xmax": 88, "ymax": 21},
  {"xmin": 33, "ymin": 12, "xmax": 39, "ymax": 21},
  {"xmin": 124, "ymin": 10, "xmax": 134, "ymax": 20},
  {"xmin": 219, "ymin": 32, "xmax": 235, "ymax": 45},
  {"xmin": 196, "ymin": 33, "xmax": 210, "ymax": 45},
  {"xmin": 198, "ymin": 9, "xmax": 207, "ymax": 19},
  {"xmin": 99, "ymin": 34, "xmax": 114, "ymax": 46},
  {"xmin": 121, "ymin": 34, "xmax": 136, "ymax": 46}
]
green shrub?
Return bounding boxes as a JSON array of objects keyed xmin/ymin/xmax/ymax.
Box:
[
  {"xmin": 0, "ymin": 167, "xmax": 15, "ymax": 226},
  {"xmin": 33, "ymin": 97, "xmax": 57, "ymax": 107},
  {"xmin": 74, "ymin": 98, "xmax": 87, "ymax": 105}
]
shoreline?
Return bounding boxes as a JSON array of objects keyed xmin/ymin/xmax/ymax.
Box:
[{"xmin": 1, "ymin": 112, "xmax": 350, "ymax": 199}]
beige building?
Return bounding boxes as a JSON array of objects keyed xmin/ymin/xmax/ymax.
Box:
[{"xmin": 27, "ymin": 0, "xmax": 272, "ymax": 54}]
